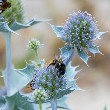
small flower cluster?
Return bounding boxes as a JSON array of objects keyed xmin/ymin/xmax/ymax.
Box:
[
  {"xmin": 31, "ymin": 65, "xmax": 67, "ymax": 99},
  {"xmin": 28, "ymin": 38, "xmax": 41, "ymax": 51},
  {"xmin": 62, "ymin": 11, "xmax": 99, "ymax": 50},
  {"xmin": 33, "ymin": 89, "xmax": 47, "ymax": 102}
]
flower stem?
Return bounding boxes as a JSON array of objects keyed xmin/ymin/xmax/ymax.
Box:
[
  {"xmin": 51, "ymin": 98, "xmax": 57, "ymax": 110},
  {"xmin": 3, "ymin": 32, "xmax": 12, "ymax": 110},
  {"xmin": 38, "ymin": 100, "xmax": 42, "ymax": 110},
  {"xmin": 3, "ymin": 32, "xmax": 12, "ymax": 96}
]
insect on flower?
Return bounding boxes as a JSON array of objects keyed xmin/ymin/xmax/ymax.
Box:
[
  {"xmin": 0, "ymin": 0, "xmax": 11, "ymax": 14},
  {"xmin": 48, "ymin": 57, "xmax": 66, "ymax": 76},
  {"xmin": 28, "ymin": 57, "xmax": 66, "ymax": 91}
]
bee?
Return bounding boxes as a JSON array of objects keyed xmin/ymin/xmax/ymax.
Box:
[
  {"xmin": 0, "ymin": 0, "xmax": 11, "ymax": 14},
  {"xmin": 26, "ymin": 57, "xmax": 66, "ymax": 91},
  {"xmin": 48, "ymin": 57, "xmax": 66, "ymax": 76}
]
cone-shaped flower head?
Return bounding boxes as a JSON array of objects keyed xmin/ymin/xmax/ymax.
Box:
[
  {"xmin": 31, "ymin": 58, "xmax": 67, "ymax": 99},
  {"xmin": 51, "ymin": 11, "xmax": 106, "ymax": 64},
  {"xmin": 2, "ymin": 0, "xmax": 24, "ymax": 26},
  {"xmin": 62, "ymin": 11, "xmax": 99, "ymax": 50},
  {"xmin": 30, "ymin": 57, "xmax": 81, "ymax": 101}
]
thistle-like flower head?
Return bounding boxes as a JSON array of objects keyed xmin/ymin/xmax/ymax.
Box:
[
  {"xmin": 2, "ymin": 0, "xmax": 24, "ymax": 26},
  {"xmin": 31, "ymin": 65, "xmax": 67, "ymax": 99},
  {"xmin": 30, "ymin": 57, "xmax": 80, "ymax": 100},
  {"xmin": 62, "ymin": 11, "xmax": 99, "ymax": 50},
  {"xmin": 51, "ymin": 11, "xmax": 106, "ymax": 64}
]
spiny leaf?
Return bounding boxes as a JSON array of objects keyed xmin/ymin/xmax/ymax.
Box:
[
  {"xmin": 88, "ymin": 45, "xmax": 102, "ymax": 55},
  {"xmin": 65, "ymin": 62, "xmax": 80, "ymax": 80},
  {"xmin": 60, "ymin": 45, "xmax": 74, "ymax": 59},
  {"xmin": 96, "ymin": 32, "xmax": 107, "ymax": 39},
  {"xmin": 10, "ymin": 19, "xmax": 51, "ymax": 31},
  {"xmin": 18, "ymin": 63, "xmax": 35, "ymax": 77},
  {"xmin": 77, "ymin": 49, "xmax": 90, "ymax": 65},
  {"xmin": 0, "ymin": 22, "xmax": 18, "ymax": 35},
  {"xmin": 67, "ymin": 80, "xmax": 81, "ymax": 91},
  {"xmin": 60, "ymin": 45, "xmax": 75, "ymax": 65},
  {"xmin": 50, "ymin": 25, "xmax": 67, "ymax": 41},
  {"xmin": 10, "ymin": 20, "xmax": 30, "ymax": 31},
  {"xmin": 3, "ymin": 64, "xmax": 35, "ymax": 96},
  {"xmin": 6, "ymin": 92, "xmax": 34, "ymax": 110},
  {"xmin": 55, "ymin": 88, "xmax": 74, "ymax": 99}
]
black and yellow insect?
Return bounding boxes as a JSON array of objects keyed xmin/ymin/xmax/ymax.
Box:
[
  {"xmin": 48, "ymin": 57, "xmax": 66, "ymax": 76},
  {"xmin": 26, "ymin": 57, "xmax": 66, "ymax": 91},
  {"xmin": 0, "ymin": 0, "xmax": 11, "ymax": 14}
]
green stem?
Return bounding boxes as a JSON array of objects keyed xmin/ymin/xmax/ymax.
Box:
[
  {"xmin": 3, "ymin": 32, "xmax": 12, "ymax": 96},
  {"xmin": 51, "ymin": 98, "xmax": 57, "ymax": 110},
  {"xmin": 3, "ymin": 32, "xmax": 13, "ymax": 110},
  {"xmin": 38, "ymin": 100, "xmax": 42, "ymax": 110}
]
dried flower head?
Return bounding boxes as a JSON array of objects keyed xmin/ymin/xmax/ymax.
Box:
[
  {"xmin": 0, "ymin": 0, "xmax": 11, "ymax": 14},
  {"xmin": 2, "ymin": 0, "xmax": 24, "ymax": 26}
]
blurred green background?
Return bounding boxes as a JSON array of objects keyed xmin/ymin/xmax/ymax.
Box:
[{"xmin": 0, "ymin": 0, "xmax": 110, "ymax": 110}]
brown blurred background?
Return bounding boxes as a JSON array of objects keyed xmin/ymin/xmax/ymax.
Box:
[{"xmin": 0, "ymin": 0, "xmax": 110, "ymax": 110}]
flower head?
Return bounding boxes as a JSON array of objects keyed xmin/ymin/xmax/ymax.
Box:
[
  {"xmin": 30, "ymin": 57, "xmax": 81, "ymax": 101},
  {"xmin": 62, "ymin": 11, "xmax": 99, "ymax": 50},
  {"xmin": 3, "ymin": 0, "xmax": 24, "ymax": 26},
  {"xmin": 28, "ymin": 38, "xmax": 41, "ymax": 51},
  {"xmin": 32, "ymin": 89, "xmax": 47, "ymax": 102},
  {"xmin": 31, "ymin": 60, "xmax": 67, "ymax": 99},
  {"xmin": 51, "ymin": 11, "xmax": 106, "ymax": 64}
]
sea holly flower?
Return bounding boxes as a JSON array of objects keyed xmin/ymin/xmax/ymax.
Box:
[
  {"xmin": 31, "ymin": 66, "xmax": 67, "ymax": 99},
  {"xmin": 30, "ymin": 57, "xmax": 80, "ymax": 110},
  {"xmin": 31, "ymin": 66, "xmax": 67, "ymax": 110},
  {"xmin": 50, "ymin": 11, "xmax": 106, "ymax": 64}
]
